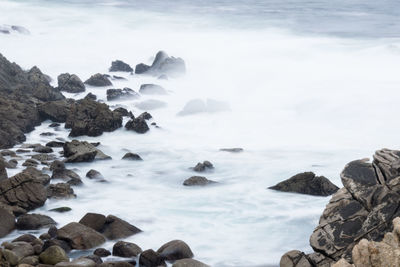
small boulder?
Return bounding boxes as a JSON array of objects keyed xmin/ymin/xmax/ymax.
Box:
[
  {"xmin": 109, "ymin": 60, "xmax": 133, "ymax": 72},
  {"xmin": 51, "ymin": 160, "xmax": 82, "ymax": 185},
  {"xmin": 112, "ymin": 241, "xmax": 142, "ymax": 257},
  {"xmin": 42, "ymin": 239, "xmax": 71, "ymax": 254},
  {"xmin": 49, "ymin": 207, "xmax": 72, "ymax": 213},
  {"xmin": 39, "ymin": 246, "xmax": 69, "ymax": 265},
  {"xmin": 16, "ymin": 214, "xmax": 56, "ymax": 230},
  {"xmin": 135, "ymin": 51, "xmax": 185, "ymax": 77},
  {"xmin": 279, "ymin": 250, "xmax": 313, "ymax": 267},
  {"xmin": 102, "ymin": 215, "xmax": 142, "ymax": 240},
  {"xmin": 33, "ymin": 146, "xmax": 53, "ymax": 153},
  {"xmin": 122, "ymin": 153, "xmax": 143, "ymax": 161},
  {"xmin": 125, "ymin": 118, "xmax": 149, "ymax": 134},
  {"xmin": 84, "ymin": 74, "xmax": 112, "ymax": 87},
  {"xmin": 86, "ymin": 169, "xmax": 104, "ymax": 179},
  {"xmin": 57, "ymin": 73, "xmax": 85, "ymax": 93},
  {"xmin": 107, "ymin": 88, "xmax": 139, "ymax": 101},
  {"xmin": 57, "ymin": 222, "xmax": 106, "ymax": 250},
  {"xmin": 94, "ymin": 248, "xmax": 111, "ymax": 257},
  {"xmin": 139, "ymin": 249, "xmax": 165, "ymax": 267},
  {"xmin": 55, "ymin": 258, "xmax": 96, "ymax": 267},
  {"xmin": 113, "ymin": 107, "xmax": 132, "ymax": 117},
  {"xmin": 47, "ymin": 183, "xmax": 76, "ymax": 199},
  {"xmin": 84, "ymin": 92, "xmax": 97, "ymax": 101},
  {"xmin": 79, "ymin": 213, "xmax": 106, "ymax": 232},
  {"xmin": 63, "ymin": 140, "xmax": 111, "ymax": 163},
  {"xmin": 157, "ymin": 240, "xmax": 194, "ymax": 261},
  {"xmin": 172, "ymin": 259, "xmax": 209, "ymax": 267},
  {"xmin": 192, "ymin": 161, "xmax": 214, "ymax": 172},
  {"xmin": 46, "ymin": 141, "xmax": 64, "ymax": 148},
  {"xmin": 183, "ymin": 176, "xmax": 217, "ymax": 186},
  {"xmin": 137, "ymin": 112, "xmax": 152, "ymax": 120},
  {"xmin": 139, "ymin": 84, "xmax": 167, "ymax": 95},
  {"xmin": 268, "ymin": 172, "xmax": 339, "ymax": 196}
]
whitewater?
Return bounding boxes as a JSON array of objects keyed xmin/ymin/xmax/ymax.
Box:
[{"xmin": 1, "ymin": 0, "xmax": 400, "ymax": 266}]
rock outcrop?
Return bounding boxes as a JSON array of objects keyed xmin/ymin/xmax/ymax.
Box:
[
  {"xmin": 109, "ymin": 60, "xmax": 133, "ymax": 72},
  {"xmin": 84, "ymin": 73, "xmax": 112, "ymax": 87},
  {"xmin": 183, "ymin": 176, "xmax": 217, "ymax": 186},
  {"xmin": 63, "ymin": 140, "xmax": 111, "ymax": 162},
  {"xmin": 135, "ymin": 51, "xmax": 186, "ymax": 77},
  {"xmin": 57, "ymin": 73, "xmax": 85, "ymax": 93},
  {"xmin": 125, "ymin": 118, "xmax": 149, "ymax": 134}
]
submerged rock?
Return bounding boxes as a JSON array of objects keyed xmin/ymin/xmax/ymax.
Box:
[
  {"xmin": 86, "ymin": 169, "xmax": 104, "ymax": 179},
  {"xmin": 219, "ymin": 148, "xmax": 243, "ymax": 153},
  {"xmin": 183, "ymin": 176, "xmax": 217, "ymax": 186},
  {"xmin": 172, "ymin": 259, "xmax": 209, "ymax": 267},
  {"xmin": 139, "ymin": 84, "xmax": 167, "ymax": 95},
  {"xmin": 125, "ymin": 118, "xmax": 149, "ymax": 134},
  {"xmin": 191, "ymin": 161, "xmax": 214, "ymax": 172},
  {"xmin": 109, "ymin": 60, "xmax": 133, "ymax": 72},
  {"xmin": 269, "ymin": 172, "xmax": 339, "ymax": 196},
  {"xmin": 57, "ymin": 73, "xmax": 85, "ymax": 93},
  {"xmin": 122, "ymin": 153, "xmax": 143, "ymax": 161},
  {"xmin": 84, "ymin": 73, "xmax": 112, "ymax": 87},
  {"xmin": 135, "ymin": 51, "xmax": 186, "ymax": 77},
  {"xmin": 107, "ymin": 88, "xmax": 139, "ymax": 101}
]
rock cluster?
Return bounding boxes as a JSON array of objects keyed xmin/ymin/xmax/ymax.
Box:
[{"xmin": 135, "ymin": 51, "xmax": 186, "ymax": 77}]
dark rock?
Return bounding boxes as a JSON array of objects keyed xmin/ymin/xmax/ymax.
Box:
[
  {"xmin": 63, "ymin": 140, "xmax": 111, "ymax": 162},
  {"xmin": 38, "ymin": 100, "xmax": 73, "ymax": 123},
  {"xmin": 219, "ymin": 148, "xmax": 243, "ymax": 153},
  {"xmin": 40, "ymin": 132, "xmax": 55, "ymax": 136},
  {"xmin": 46, "ymin": 141, "xmax": 64, "ymax": 147},
  {"xmin": 86, "ymin": 254, "xmax": 103, "ymax": 264},
  {"xmin": 106, "ymin": 88, "xmax": 139, "ymax": 101},
  {"xmin": 57, "ymin": 222, "xmax": 106, "ymax": 249},
  {"xmin": 26, "ymin": 66, "xmax": 65, "ymax": 101},
  {"xmin": 23, "ymin": 159, "xmax": 39, "ymax": 167},
  {"xmin": 269, "ymin": 172, "xmax": 339, "ymax": 196},
  {"xmin": 122, "ymin": 153, "xmax": 142, "ymax": 161},
  {"xmin": 279, "ymin": 250, "xmax": 313, "ymax": 267},
  {"xmin": 49, "ymin": 207, "xmax": 71, "ymax": 213},
  {"xmin": 94, "ymin": 248, "xmax": 111, "ymax": 257},
  {"xmin": 139, "ymin": 84, "xmax": 167, "ymax": 95},
  {"xmin": 84, "ymin": 92, "xmax": 97, "ymax": 101},
  {"xmin": 137, "ymin": 112, "xmax": 152, "ymax": 120},
  {"xmin": 135, "ymin": 51, "xmax": 185, "ymax": 77},
  {"xmin": 22, "ymin": 167, "xmax": 51, "ymax": 185},
  {"xmin": 17, "ymin": 149, "xmax": 30, "ymax": 153},
  {"xmin": 33, "ymin": 145, "xmax": 53, "ymax": 153},
  {"xmin": 6, "ymin": 159, "xmax": 18, "ymax": 169},
  {"xmin": 192, "ymin": 161, "xmax": 214, "ymax": 172},
  {"xmin": 172, "ymin": 259, "xmax": 209, "ymax": 267},
  {"xmin": 0, "ymin": 159, "xmax": 7, "ymax": 180},
  {"xmin": 39, "ymin": 245, "xmax": 69, "ymax": 265},
  {"xmin": 47, "ymin": 183, "xmax": 76, "ymax": 199},
  {"xmin": 57, "ymin": 73, "xmax": 85, "ymax": 93},
  {"xmin": 49, "ymin": 122, "xmax": 61, "ymax": 127},
  {"xmin": 0, "ymin": 208, "xmax": 15, "ymax": 238},
  {"xmin": 86, "ymin": 169, "xmax": 104, "ymax": 179},
  {"xmin": 112, "ymin": 241, "xmax": 142, "ymax": 257},
  {"xmin": 157, "ymin": 240, "xmax": 194, "ymax": 261},
  {"xmin": 79, "ymin": 213, "xmax": 106, "ymax": 232},
  {"xmin": 109, "ymin": 60, "xmax": 133, "ymax": 72},
  {"xmin": 51, "ymin": 160, "xmax": 82, "ymax": 185},
  {"xmin": 16, "ymin": 214, "xmax": 56, "ymax": 230},
  {"xmin": 1, "ymin": 149, "xmax": 16, "ymax": 156},
  {"xmin": 98, "ymin": 262, "xmax": 135, "ymax": 267},
  {"xmin": 0, "ymin": 172, "xmax": 47, "ymax": 211},
  {"xmin": 48, "ymin": 225, "xmax": 58, "ymax": 238},
  {"xmin": 139, "ymin": 249, "xmax": 165, "ymax": 267},
  {"xmin": 102, "ymin": 215, "xmax": 142, "ymax": 240},
  {"xmin": 40, "ymin": 233, "xmax": 51, "ymax": 241},
  {"xmin": 31, "ymin": 153, "xmax": 56, "ymax": 162},
  {"xmin": 113, "ymin": 107, "xmax": 132, "ymax": 117},
  {"xmin": 13, "ymin": 234, "xmax": 38, "ymax": 243},
  {"xmin": 56, "ymin": 258, "xmax": 96, "ymax": 267},
  {"xmin": 65, "ymin": 98, "xmax": 122, "ymax": 137},
  {"xmin": 112, "ymin": 75, "xmax": 127, "ymax": 80},
  {"xmin": 84, "ymin": 73, "xmax": 112, "ymax": 87},
  {"xmin": 125, "ymin": 118, "xmax": 149, "ymax": 134},
  {"xmin": 42, "ymin": 239, "xmax": 71, "ymax": 254},
  {"xmin": 183, "ymin": 176, "xmax": 217, "ymax": 186}
]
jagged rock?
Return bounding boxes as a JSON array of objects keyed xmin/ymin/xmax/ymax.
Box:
[
  {"xmin": 139, "ymin": 249, "xmax": 165, "ymax": 267},
  {"xmin": 47, "ymin": 183, "xmax": 76, "ymax": 199},
  {"xmin": 0, "ymin": 172, "xmax": 47, "ymax": 211},
  {"xmin": 85, "ymin": 92, "xmax": 97, "ymax": 101},
  {"xmin": 84, "ymin": 73, "xmax": 112, "ymax": 87},
  {"xmin": 32, "ymin": 153, "xmax": 56, "ymax": 162},
  {"xmin": 106, "ymin": 88, "xmax": 139, "ymax": 101},
  {"xmin": 63, "ymin": 140, "xmax": 111, "ymax": 163},
  {"xmin": 39, "ymin": 246, "xmax": 69, "ymax": 265},
  {"xmin": 280, "ymin": 250, "xmax": 312, "ymax": 267},
  {"xmin": 109, "ymin": 60, "xmax": 133, "ymax": 72},
  {"xmin": 26, "ymin": 66, "xmax": 65, "ymax": 102},
  {"xmin": 94, "ymin": 248, "xmax": 111, "ymax": 257},
  {"xmin": 0, "ymin": 208, "xmax": 15, "ymax": 237},
  {"xmin": 137, "ymin": 112, "xmax": 152, "ymax": 120},
  {"xmin": 269, "ymin": 172, "xmax": 339, "ymax": 196},
  {"xmin": 191, "ymin": 161, "xmax": 214, "ymax": 172},
  {"xmin": 22, "ymin": 167, "xmax": 51, "ymax": 185},
  {"xmin": 57, "ymin": 222, "xmax": 106, "ymax": 249},
  {"xmin": 172, "ymin": 259, "xmax": 209, "ymax": 267},
  {"xmin": 38, "ymin": 100, "xmax": 73, "ymax": 123},
  {"xmin": 113, "ymin": 107, "xmax": 132, "ymax": 117},
  {"xmin": 135, "ymin": 51, "xmax": 185, "ymax": 77},
  {"xmin": 183, "ymin": 176, "xmax": 217, "ymax": 186},
  {"xmin": 65, "ymin": 98, "xmax": 122, "ymax": 137},
  {"xmin": 139, "ymin": 84, "xmax": 167, "ymax": 95},
  {"xmin": 86, "ymin": 169, "xmax": 103, "ymax": 179},
  {"xmin": 112, "ymin": 241, "xmax": 142, "ymax": 257},
  {"xmin": 51, "ymin": 160, "xmax": 82, "ymax": 185},
  {"xmin": 125, "ymin": 118, "xmax": 149, "ymax": 134},
  {"xmin": 157, "ymin": 240, "xmax": 193, "ymax": 261},
  {"xmin": 57, "ymin": 73, "xmax": 85, "ymax": 93},
  {"xmin": 16, "ymin": 214, "xmax": 56, "ymax": 230},
  {"xmin": 122, "ymin": 153, "xmax": 142, "ymax": 161}
]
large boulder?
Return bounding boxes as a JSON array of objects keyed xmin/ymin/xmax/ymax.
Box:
[
  {"xmin": 63, "ymin": 140, "xmax": 111, "ymax": 162},
  {"xmin": 109, "ymin": 60, "xmax": 133, "ymax": 72},
  {"xmin": 26, "ymin": 66, "xmax": 65, "ymax": 101},
  {"xmin": 57, "ymin": 73, "xmax": 85, "ymax": 93},
  {"xmin": 57, "ymin": 222, "xmax": 106, "ymax": 249},
  {"xmin": 112, "ymin": 241, "xmax": 142, "ymax": 257},
  {"xmin": 157, "ymin": 240, "xmax": 194, "ymax": 261},
  {"xmin": 106, "ymin": 88, "xmax": 139, "ymax": 101},
  {"xmin": 16, "ymin": 213, "xmax": 56, "ymax": 230},
  {"xmin": 0, "ymin": 172, "xmax": 47, "ymax": 212},
  {"xmin": 268, "ymin": 172, "xmax": 339, "ymax": 196},
  {"xmin": 65, "ymin": 98, "xmax": 122, "ymax": 137},
  {"xmin": 0, "ymin": 207, "xmax": 15, "ymax": 237},
  {"xmin": 135, "ymin": 51, "xmax": 185, "ymax": 77},
  {"xmin": 79, "ymin": 213, "xmax": 106, "ymax": 232},
  {"xmin": 125, "ymin": 118, "xmax": 149, "ymax": 134},
  {"xmin": 84, "ymin": 74, "xmax": 112, "ymax": 87}
]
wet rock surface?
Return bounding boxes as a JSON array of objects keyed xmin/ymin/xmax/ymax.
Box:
[
  {"xmin": 125, "ymin": 118, "xmax": 149, "ymax": 134},
  {"xmin": 112, "ymin": 241, "xmax": 142, "ymax": 257},
  {"xmin": 109, "ymin": 60, "xmax": 133, "ymax": 72},
  {"xmin": 57, "ymin": 73, "xmax": 85, "ymax": 93},
  {"xmin": 135, "ymin": 51, "xmax": 186, "ymax": 77},
  {"xmin": 157, "ymin": 240, "xmax": 194, "ymax": 261},
  {"xmin": 107, "ymin": 88, "xmax": 139, "ymax": 101},
  {"xmin": 84, "ymin": 73, "xmax": 112, "ymax": 87},
  {"xmin": 183, "ymin": 176, "xmax": 217, "ymax": 186},
  {"xmin": 63, "ymin": 140, "xmax": 111, "ymax": 162},
  {"xmin": 57, "ymin": 222, "xmax": 106, "ymax": 249},
  {"xmin": 16, "ymin": 213, "xmax": 56, "ymax": 230}
]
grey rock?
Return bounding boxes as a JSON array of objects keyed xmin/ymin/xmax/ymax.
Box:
[
  {"xmin": 125, "ymin": 118, "xmax": 149, "ymax": 134},
  {"xmin": 122, "ymin": 153, "xmax": 142, "ymax": 161},
  {"xmin": 57, "ymin": 222, "xmax": 106, "ymax": 250},
  {"xmin": 157, "ymin": 240, "xmax": 194, "ymax": 261},
  {"xmin": 57, "ymin": 73, "xmax": 85, "ymax": 93},
  {"xmin": 139, "ymin": 84, "xmax": 167, "ymax": 95},
  {"xmin": 16, "ymin": 214, "xmax": 56, "ymax": 230},
  {"xmin": 107, "ymin": 88, "xmax": 139, "ymax": 101},
  {"xmin": 47, "ymin": 183, "xmax": 76, "ymax": 199},
  {"xmin": 84, "ymin": 73, "xmax": 112, "ymax": 87},
  {"xmin": 109, "ymin": 60, "xmax": 133, "ymax": 72},
  {"xmin": 112, "ymin": 241, "xmax": 142, "ymax": 257},
  {"xmin": 183, "ymin": 176, "xmax": 217, "ymax": 186}
]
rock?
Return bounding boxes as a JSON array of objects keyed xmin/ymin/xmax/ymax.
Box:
[
  {"xmin": 0, "ymin": 208, "xmax": 15, "ymax": 237},
  {"xmin": 22, "ymin": 167, "xmax": 51, "ymax": 185},
  {"xmin": 63, "ymin": 140, "xmax": 111, "ymax": 162},
  {"xmin": 23, "ymin": 159, "xmax": 39, "ymax": 167},
  {"xmin": 86, "ymin": 169, "xmax": 103, "ymax": 179},
  {"xmin": 112, "ymin": 241, "xmax": 142, "ymax": 257},
  {"xmin": 279, "ymin": 250, "xmax": 312, "ymax": 267},
  {"xmin": 48, "ymin": 225, "xmax": 58, "ymax": 238},
  {"xmin": 0, "ymin": 172, "xmax": 47, "ymax": 211},
  {"xmin": 269, "ymin": 172, "xmax": 339, "ymax": 196},
  {"xmin": 111, "ymin": 75, "xmax": 127, "ymax": 80},
  {"xmin": 55, "ymin": 258, "xmax": 96, "ymax": 267},
  {"xmin": 39, "ymin": 246, "xmax": 69, "ymax": 265},
  {"xmin": 20, "ymin": 255, "xmax": 39, "ymax": 265},
  {"xmin": 84, "ymin": 74, "xmax": 112, "ymax": 87},
  {"xmin": 26, "ymin": 66, "xmax": 65, "ymax": 101},
  {"xmin": 46, "ymin": 141, "xmax": 64, "ymax": 147},
  {"xmin": 137, "ymin": 112, "xmax": 152, "ymax": 120},
  {"xmin": 135, "ymin": 51, "xmax": 185, "ymax": 77},
  {"xmin": 125, "ymin": 118, "xmax": 149, "ymax": 134},
  {"xmin": 122, "ymin": 153, "xmax": 142, "ymax": 161},
  {"xmin": 38, "ymin": 100, "xmax": 73, "ymax": 123},
  {"xmin": 13, "ymin": 234, "xmax": 38, "ymax": 243},
  {"xmin": 47, "ymin": 183, "xmax": 76, "ymax": 199},
  {"xmin": 49, "ymin": 123, "xmax": 61, "ymax": 127},
  {"xmin": 93, "ymin": 248, "xmax": 111, "ymax": 257},
  {"xmin": 33, "ymin": 146, "xmax": 53, "ymax": 154},
  {"xmin": 40, "ymin": 233, "xmax": 52, "ymax": 241},
  {"xmin": 113, "ymin": 107, "xmax": 132, "ymax": 117},
  {"xmin": 102, "ymin": 215, "xmax": 142, "ymax": 240},
  {"xmin": 1, "ymin": 149, "xmax": 17, "ymax": 156},
  {"xmin": 109, "ymin": 60, "xmax": 133, "ymax": 72},
  {"xmin": 98, "ymin": 262, "xmax": 135, "ymax": 267},
  {"xmin": 56, "ymin": 222, "xmax": 106, "ymax": 249},
  {"xmin": 42, "ymin": 239, "xmax": 71, "ymax": 254},
  {"xmin": 84, "ymin": 92, "xmax": 97, "ymax": 101},
  {"xmin": 0, "ymin": 159, "xmax": 7, "ymax": 180},
  {"xmin": 79, "ymin": 213, "xmax": 106, "ymax": 232},
  {"xmin": 32, "ymin": 154, "xmax": 56, "ymax": 162},
  {"xmin": 85, "ymin": 255, "xmax": 102, "ymax": 264},
  {"xmin": 139, "ymin": 249, "xmax": 165, "ymax": 267},
  {"xmin": 192, "ymin": 161, "xmax": 214, "ymax": 172},
  {"xmin": 139, "ymin": 84, "xmax": 167, "ymax": 95},
  {"xmin": 106, "ymin": 88, "xmax": 139, "ymax": 101},
  {"xmin": 157, "ymin": 240, "xmax": 194, "ymax": 261},
  {"xmin": 3, "ymin": 249, "xmax": 19, "ymax": 265},
  {"xmin": 135, "ymin": 99, "xmax": 167, "ymax": 110},
  {"xmin": 3, "ymin": 241, "xmax": 35, "ymax": 261},
  {"xmin": 332, "ymin": 259, "xmax": 354, "ymax": 267},
  {"xmin": 183, "ymin": 176, "xmax": 217, "ymax": 186},
  {"xmin": 57, "ymin": 73, "xmax": 85, "ymax": 93},
  {"xmin": 177, "ymin": 99, "xmax": 229, "ymax": 116},
  {"xmin": 17, "ymin": 149, "xmax": 31, "ymax": 153},
  {"xmin": 16, "ymin": 214, "xmax": 56, "ymax": 230},
  {"xmin": 51, "ymin": 161, "xmax": 82, "ymax": 185},
  {"xmin": 172, "ymin": 259, "xmax": 209, "ymax": 267},
  {"xmin": 219, "ymin": 148, "xmax": 243, "ymax": 153},
  {"xmin": 40, "ymin": 132, "xmax": 56, "ymax": 136},
  {"xmin": 65, "ymin": 98, "xmax": 122, "ymax": 137},
  {"xmin": 49, "ymin": 207, "xmax": 71, "ymax": 213},
  {"xmin": 6, "ymin": 159, "xmax": 18, "ymax": 169}
]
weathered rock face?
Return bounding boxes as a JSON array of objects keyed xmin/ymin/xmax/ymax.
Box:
[
  {"xmin": 63, "ymin": 140, "xmax": 111, "ymax": 162},
  {"xmin": 109, "ymin": 60, "xmax": 133, "ymax": 72},
  {"xmin": 38, "ymin": 100, "xmax": 73, "ymax": 123},
  {"xmin": 0, "ymin": 207, "xmax": 15, "ymax": 237},
  {"xmin": 125, "ymin": 118, "xmax": 149, "ymax": 134},
  {"xmin": 135, "ymin": 51, "xmax": 186, "ymax": 77},
  {"xmin": 57, "ymin": 73, "xmax": 85, "ymax": 93},
  {"xmin": 139, "ymin": 84, "xmax": 167, "ymax": 95},
  {"xmin": 57, "ymin": 222, "xmax": 106, "ymax": 249},
  {"xmin": 106, "ymin": 88, "xmax": 139, "ymax": 101},
  {"xmin": 84, "ymin": 73, "xmax": 112, "ymax": 87},
  {"xmin": 25, "ymin": 66, "xmax": 65, "ymax": 102},
  {"xmin": 269, "ymin": 172, "xmax": 339, "ymax": 196},
  {"xmin": 0, "ymin": 172, "xmax": 47, "ymax": 212},
  {"xmin": 47, "ymin": 183, "xmax": 76, "ymax": 199},
  {"xmin": 65, "ymin": 98, "xmax": 122, "ymax": 137}
]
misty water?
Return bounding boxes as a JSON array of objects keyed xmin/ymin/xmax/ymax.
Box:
[{"xmin": 1, "ymin": 0, "xmax": 400, "ymax": 266}]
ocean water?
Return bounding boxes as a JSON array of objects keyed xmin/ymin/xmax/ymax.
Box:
[{"xmin": 1, "ymin": 0, "xmax": 400, "ymax": 266}]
